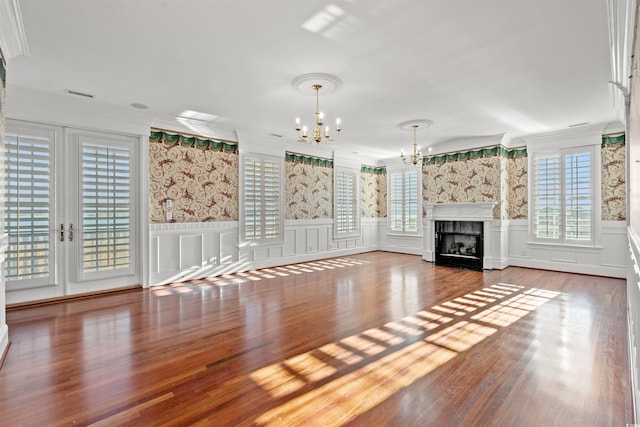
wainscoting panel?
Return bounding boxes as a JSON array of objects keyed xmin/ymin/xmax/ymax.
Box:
[
  {"xmin": 550, "ymin": 249, "xmax": 577, "ymax": 263},
  {"xmin": 508, "ymin": 219, "xmax": 627, "ymax": 278},
  {"xmin": 219, "ymin": 230, "xmax": 237, "ymax": 265},
  {"xmin": 150, "ymin": 235, "xmax": 159, "ymax": 274},
  {"xmin": 254, "ymin": 247, "xmax": 270, "ymax": 261},
  {"xmin": 283, "ymin": 229, "xmax": 296, "ymax": 257},
  {"xmin": 179, "ymin": 234, "xmax": 204, "ymax": 269},
  {"xmin": 149, "ymin": 222, "xmax": 239, "ymax": 285},
  {"xmin": 627, "ymin": 228, "xmax": 640, "ymax": 424},
  {"xmin": 306, "ymin": 228, "xmax": 320, "ymax": 253}
]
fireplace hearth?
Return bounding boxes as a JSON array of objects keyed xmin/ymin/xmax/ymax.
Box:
[{"xmin": 435, "ymin": 220, "xmax": 483, "ymax": 271}]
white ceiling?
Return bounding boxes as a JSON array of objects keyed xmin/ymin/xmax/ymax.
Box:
[{"xmin": 5, "ymin": 0, "xmax": 616, "ymax": 162}]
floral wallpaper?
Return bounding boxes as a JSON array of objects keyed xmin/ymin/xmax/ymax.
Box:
[
  {"xmin": 285, "ymin": 152, "xmax": 333, "ymax": 220},
  {"xmin": 361, "ymin": 166, "xmax": 387, "ymax": 218},
  {"xmin": 506, "ymin": 155, "xmax": 528, "ymax": 219},
  {"xmin": 149, "ymin": 130, "xmax": 238, "ymax": 223},
  {"xmin": 423, "ymin": 149, "xmax": 504, "ymax": 219},
  {"xmin": 602, "ymin": 135, "xmax": 626, "ymax": 221}
]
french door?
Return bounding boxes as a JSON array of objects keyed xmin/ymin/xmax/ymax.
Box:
[{"xmin": 5, "ymin": 120, "xmax": 140, "ymax": 301}]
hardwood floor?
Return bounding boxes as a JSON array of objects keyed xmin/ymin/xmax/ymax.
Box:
[{"xmin": 0, "ymin": 252, "xmax": 633, "ymax": 426}]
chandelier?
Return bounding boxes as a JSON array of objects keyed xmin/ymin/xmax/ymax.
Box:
[
  {"xmin": 399, "ymin": 119, "xmax": 433, "ymax": 166},
  {"xmin": 295, "ymin": 84, "xmax": 341, "ymax": 143},
  {"xmin": 401, "ymin": 125, "xmax": 422, "ymax": 165}
]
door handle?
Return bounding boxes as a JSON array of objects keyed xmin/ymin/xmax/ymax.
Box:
[
  {"xmin": 60, "ymin": 224, "xmax": 64, "ymax": 242},
  {"xmin": 69, "ymin": 224, "xmax": 74, "ymax": 242}
]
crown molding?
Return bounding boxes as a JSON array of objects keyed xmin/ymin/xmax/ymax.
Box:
[
  {"xmin": 522, "ymin": 122, "xmax": 608, "ymax": 150},
  {"xmin": 606, "ymin": 0, "xmax": 637, "ymax": 123},
  {"xmin": 0, "ymin": 0, "xmax": 29, "ymax": 59}
]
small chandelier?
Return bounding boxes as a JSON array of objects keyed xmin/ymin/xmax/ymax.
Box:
[
  {"xmin": 401, "ymin": 124, "xmax": 423, "ymax": 166},
  {"xmin": 295, "ymin": 84, "xmax": 341, "ymax": 144},
  {"xmin": 399, "ymin": 119, "xmax": 433, "ymax": 166}
]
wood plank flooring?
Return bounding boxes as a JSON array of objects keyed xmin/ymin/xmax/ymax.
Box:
[{"xmin": 0, "ymin": 252, "xmax": 633, "ymax": 426}]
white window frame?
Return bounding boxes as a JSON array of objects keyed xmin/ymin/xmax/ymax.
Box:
[
  {"xmin": 240, "ymin": 151, "xmax": 285, "ymax": 246},
  {"xmin": 528, "ymin": 137, "xmax": 601, "ymax": 247},
  {"xmin": 334, "ymin": 166, "xmax": 361, "ymax": 239},
  {"xmin": 387, "ymin": 168, "xmax": 422, "ymax": 236}
]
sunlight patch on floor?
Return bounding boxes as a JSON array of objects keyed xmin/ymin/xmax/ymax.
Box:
[{"xmin": 250, "ymin": 283, "xmax": 560, "ymax": 426}]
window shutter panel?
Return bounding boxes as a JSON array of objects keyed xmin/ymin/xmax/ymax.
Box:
[
  {"xmin": 82, "ymin": 144, "xmax": 131, "ymax": 273},
  {"xmin": 389, "ymin": 170, "xmax": 419, "ymax": 233},
  {"xmin": 564, "ymin": 150, "xmax": 591, "ymax": 241},
  {"xmin": 243, "ymin": 155, "xmax": 282, "ymax": 242},
  {"xmin": 335, "ymin": 169, "xmax": 359, "ymax": 235},
  {"xmin": 533, "ymin": 153, "xmax": 561, "ymax": 239},
  {"xmin": 4, "ymin": 133, "xmax": 52, "ymax": 281}
]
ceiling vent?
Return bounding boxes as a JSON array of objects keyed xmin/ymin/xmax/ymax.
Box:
[{"xmin": 65, "ymin": 89, "xmax": 95, "ymax": 99}]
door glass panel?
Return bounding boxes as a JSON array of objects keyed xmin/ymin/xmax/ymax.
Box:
[{"xmin": 82, "ymin": 143, "xmax": 131, "ymax": 273}]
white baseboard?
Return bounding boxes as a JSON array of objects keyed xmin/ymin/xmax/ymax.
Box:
[{"xmin": 508, "ymin": 257, "xmax": 626, "ymax": 278}]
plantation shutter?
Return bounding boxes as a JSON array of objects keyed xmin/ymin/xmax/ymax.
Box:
[
  {"xmin": 243, "ymin": 154, "xmax": 282, "ymax": 242},
  {"xmin": 4, "ymin": 132, "xmax": 52, "ymax": 284},
  {"xmin": 82, "ymin": 143, "xmax": 132, "ymax": 273},
  {"xmin": 389, "ymin": 170, "xmax": 419, "ymax": 234},
  {"xmin": 244, "ymin": 158, "xmax": 260, "ymax": 240},
  {"xmin": 390, "ymin": 172, "xmax": 404, "ymax": 232},
  {"xmin": 335, "ymin": 168, "xmax": 360, "ymax": 237},
  {"xmin": 263, "ymin": 159, "xmax": 281, "ymax": 239},
  {"xmin": 404, "ymin": 170, "xmax": 419, "ymax": 232},
  {"xmin": 564, "ymin": 150, "xmax": 591, "ymax": 241},
  {"xmin": 533, "ymin": 153, "xmax": 561, "ymax": 239}
]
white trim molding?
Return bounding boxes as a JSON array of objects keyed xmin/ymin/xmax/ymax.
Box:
[
  {"xmin": 0, "ymin": 0, "xmax": 29, "ymax": 59},
  {"xmin": 606, "ymin": 0, "xmax": 637, "ymax": 123}
]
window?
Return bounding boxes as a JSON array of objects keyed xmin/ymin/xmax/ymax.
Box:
[
  {"xmin": 242, "ymin": 153, "xmax": 283, "ymax": 244},
  {"xmin": 389, "ymin": 169, "xmax": 420, "ymax": 234},
  {"xmin": 334, "ymin": 167, "xmax": 360, "ymax": 238},
  {"xmin": 531, "ymin": 146, "xmax": 595, "ymax": 244}
]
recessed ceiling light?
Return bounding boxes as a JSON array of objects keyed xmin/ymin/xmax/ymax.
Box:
[
  {"xmin": 569, "ymin": 122, "xmax": 589, "ymax": 127},
  {"xmin": 131, "ymin": 103, "xmax": 149, "ymax": 109}
]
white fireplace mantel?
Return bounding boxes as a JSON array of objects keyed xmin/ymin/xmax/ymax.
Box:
[
  {"xmin": 424, "ymin": 202, "xmax": 495, "ymax": 221},
  {"xmin": 423, "ymin": 202, "xmax": 497, "ymax": 269}
]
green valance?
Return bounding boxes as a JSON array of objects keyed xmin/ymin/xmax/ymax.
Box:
[
  {"xmin": 150, "ymin": 128, "xmax": 238, "ymax": 153},
  {"xmin": 285, "ymin": 151, "xmax": 333, "ymax": 167},
  {"xmin": 602, "ymin": 133, "xmax": 625, "ymax": 147},
  {"xmin": 361, "ymin": 165, "xmax": 386, "ymax": 175},
  {"xmin": 423, "ymin": 145, "xmax": 527, "ymax": 165}
]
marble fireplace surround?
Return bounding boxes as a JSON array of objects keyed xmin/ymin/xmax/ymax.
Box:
[{"xmin": 423, "ymin": 202, "xmax": 497, "ymax": 270}]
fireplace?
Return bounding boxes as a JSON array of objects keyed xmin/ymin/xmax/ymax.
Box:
[
  {"xmin": 423, "ymin": 202, "xmax": 497, "ymax": 270},
  {"xmin": 435, "ymin": 221, "xmax": 483, "ymax": 271}
]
